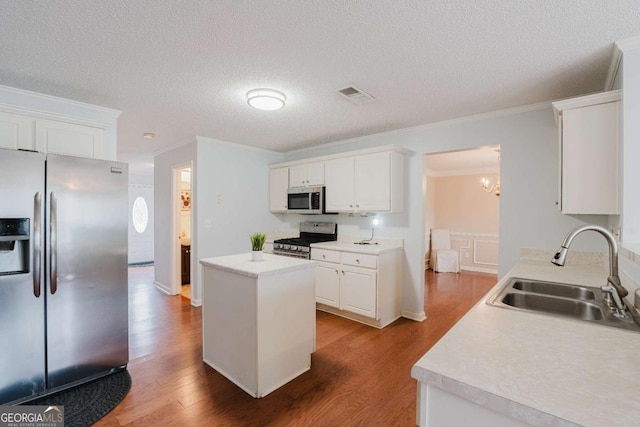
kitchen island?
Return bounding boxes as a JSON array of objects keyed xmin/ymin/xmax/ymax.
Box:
[
  {"xmin": 411, "ymin": 258, "xmax": 640, "ymax": 426},
  {"xmin": 200, "ymin": 253, "xmax": 316, "ymax": 398}
]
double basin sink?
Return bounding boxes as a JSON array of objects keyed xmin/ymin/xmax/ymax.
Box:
[{"xmin": 487, "ymin": 278, "xmax": 640, "ymax": 332}]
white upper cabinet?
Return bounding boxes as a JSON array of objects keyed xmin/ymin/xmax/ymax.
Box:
[
  {"xmin": 0, "ymin": 85, "xmax": 120, "ymax": 160},
  {"xmin": 553, "ymin": 91, "xmax": 620, "ymax": 215},
  {"xmin": 269, "ymin": 167, "xmax": 289, "ymax": 212},
  {"xmin": 325, "ymin": 157, "xmax": 355, "ymax": 211},
  {"xmin": 325, "ymin": 151, "xmax": 403, "ymax": 213},
  {"xmin": 35, "ymin": 119, "xmax": 105, "ymax": 159},
  {"xmin": 289, "ymin": 161, "xmax": 324, "ymax": 187},
  {"xmin": 0, "ymin": 111, "xmax": 35, "ymax": 151}
]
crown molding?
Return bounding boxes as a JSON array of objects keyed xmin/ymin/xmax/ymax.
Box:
[
  {"xmin": 605, "ymin": 44, "xmax": 623, "ymax": 92},
  {"xmin": 615, "ymin": 35, "xmax": 640, "ymax": 53},
  {"xmin": 551, "ymin": 90, "xmax": 621, "ymax": 126},
  {"xmin": 426, "ymin": 167, "xmax": 499, "ymax": 178},
  {"xmin": 0, "ymin": 84, "xmax": 121, "ymax": 117},
  {"xmin": 285, "ymin": 101, "xmax": 550, "ymax": 157}
]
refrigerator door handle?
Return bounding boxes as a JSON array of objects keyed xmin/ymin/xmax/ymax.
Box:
[
  {"xmin": 50, "ymin": 192, "xmax": 58, "ymax": 295},
  {"xmin": 33, "ymin": 192, "xmax": 42, "ymax": 298}
]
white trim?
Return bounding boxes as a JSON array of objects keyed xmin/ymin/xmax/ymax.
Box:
[
  {"xmin": 426, "ymin": 166, "xmax": 499, "ymax": 177},
  {"xmin": 191, "ymin": 298, "xmax": 202, "ymax": 307},
  {"xmin": 460, "ymin": 266, "xmax": 498, "ymax": 274},
  {"xmin": 152, "ymin": 137, "xmax": 197, "ymax": 157},
  {"xmin": 285, "ymin": 101, "xmax": 550, "ymax": 157},
  {"xmin": 473, "ymin": 240, "xmax": 499, "ymax": 266},
  {"xmin": 401, "ymin": 310, "xmax": 427, "ymax": 322},
  {"xmin": 0, "ymin": 84, "xmax": 121, "ymax": 116},
  {"xmin": 271, "ymin": 144, "xmax": 410, "ymax": 169},
  {"xmin": 615, "ymin": 36, "xmax": 640, "ymax": 53},
  {"xmin": 605, "ymin": 44, "xmax": 623, "ymax": 91},
  {"xmin": 552, "ymin": 90, "xmax": 621, "ymax": 125},
  {"xmin": 451, "ymin": 237, "xmax": 470, "ymax": 247},
  {"xmin": 153, "ymin": 280, "xmax": 173, "ymax": 295},
  {"xmin": 196, "ymin": 135, "xmax": 282, "ymax": 155},
  {"xmin": 172, "ymin": 161, "xmax": 193, "ymax": 298},
  {"xmin": 450, "ymin": 232, "xmax": 499, "ymax": 238},
  {"xmin": 0, "ymin": 104, "xmax": 114, "ymax": 128}
]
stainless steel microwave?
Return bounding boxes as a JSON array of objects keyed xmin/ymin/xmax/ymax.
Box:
[{"xmin": 287, "ymin": 186, "xmax": 325, "ymax": 214}]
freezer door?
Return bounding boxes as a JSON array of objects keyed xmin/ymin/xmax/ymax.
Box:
[
  {"xmin": 46, "ymin": 154, "xmax": 128, "ymax": 388},
  {"xmin": 0, "ymin": 148, "xmax": 46, "ymax": 404}
]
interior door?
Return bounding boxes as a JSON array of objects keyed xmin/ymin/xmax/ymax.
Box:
[
  {"xmin": 45, "ymin": 154, "xmax": 129, "ymax": 389},
  {"xmin": 0, "ymin": 148, "xmax": 46, "ymax": 404}
]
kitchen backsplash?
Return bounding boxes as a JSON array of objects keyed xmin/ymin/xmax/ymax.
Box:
[{"xmin": 519, "ymin": 248, "xmax": 607, "ymax": 267}]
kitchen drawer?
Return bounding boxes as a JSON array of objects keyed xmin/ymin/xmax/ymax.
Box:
[
  {"xmin": 312, "ymin": 248, "xmax": 340, "ymax": 263},
  {"xmin": 341, "ymin": 252, "xmax": 377, "ymax": 269}
]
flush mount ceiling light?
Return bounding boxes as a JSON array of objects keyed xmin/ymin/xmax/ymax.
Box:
[
  {"xmin": 143, "ymin": 132, "xmax": 155, "ymax": 139},
  {"xmin": 246, "ymin": 88, "xmax": 286, "ymax": 111}
]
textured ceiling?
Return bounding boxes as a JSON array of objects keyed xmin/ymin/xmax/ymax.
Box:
[
  {"xmin": 426, "ymin": 146, "xmax": 501, "ymax": 175},
  {"xmin": 0, "ymin": 0, "xmax": 639, "ymax": 181}
]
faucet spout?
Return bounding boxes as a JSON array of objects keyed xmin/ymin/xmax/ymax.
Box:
[{"xmin": 551, "ymin": 224, "xmax": 628, "ymax": 305}]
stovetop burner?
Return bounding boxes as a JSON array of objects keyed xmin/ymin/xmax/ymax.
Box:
[{"xmin": 273, "ymin": 222, "xmax": 337, "ymax": 259}]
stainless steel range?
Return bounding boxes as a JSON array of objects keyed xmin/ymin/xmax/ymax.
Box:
[{"xmin": 273, "ymin": 222, "xmax": 337, "ymax": 259}]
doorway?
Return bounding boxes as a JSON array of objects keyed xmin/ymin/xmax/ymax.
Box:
[
  {"xmin": 424, "ymin": 146, "xmax": 500, "ymax": 280},
  {"xmin": 173, "ymin": 164, "xmax": 193, "ymax": 300}
]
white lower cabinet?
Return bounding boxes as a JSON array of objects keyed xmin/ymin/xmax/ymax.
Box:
[
  {"xmin": 315, "ymin": 264, "xmax": 340, "ymax": 307},
  {"xmin": 312, "ymin": 247, "xmax": 401, "ymax": 328},
  {"xmin": 340, "ymin": 267, "xmax": 377, "ymax": 318}
]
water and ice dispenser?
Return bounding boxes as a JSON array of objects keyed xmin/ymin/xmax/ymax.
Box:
[{"xmin": 0, "ymin": 218, "xmax": 30, "ymax": 275}]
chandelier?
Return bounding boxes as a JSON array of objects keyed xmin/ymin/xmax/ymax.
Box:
[{"xmin": 480, "ymin": 148, "xmax": 500, "ymax": 197}]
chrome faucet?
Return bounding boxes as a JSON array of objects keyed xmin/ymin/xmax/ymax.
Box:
[{"xmin": 551, "ymin": 225, "xmax": 629, "ymax": 317}]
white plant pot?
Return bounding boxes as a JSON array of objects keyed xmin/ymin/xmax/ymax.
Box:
[{"xmin": 252, "ymin": 250, "xmax": 263, "ymax": 262}]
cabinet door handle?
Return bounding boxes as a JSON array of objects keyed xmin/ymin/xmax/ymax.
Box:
[
  {"xmin": 335, "ymin": 269, "xmax": 339, "ymax": 274},
  {"xmin": 322, "ymin": 254, "xmax": 326, "ymax": 259},
  {"xmin": 356, "ymin": 259, "xmax": 360, "ymax": 264},
  {"xmin": 356, "ymin": 204, "xmax": 360, "ymax": 208},
  {"xmin": 341, "ymin": 270, "xmax": 345, "ymax": 275},
  {"xmin": 349, "ymin": 204, "xmax": 353, "ymax": 208}
]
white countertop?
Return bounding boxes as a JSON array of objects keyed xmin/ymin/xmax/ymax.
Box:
[
  {"xmin": 411, "ymin": 259, "xmax": 640, "ymax": 427},
  {"xmin": 311, "ymin": 239, "xmax": 403, "ymax": 255},
  {"xmin": 200, "ymin": 253, "xmax": 316, "ymax": 279}
]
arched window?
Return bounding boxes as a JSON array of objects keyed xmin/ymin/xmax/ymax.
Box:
[{"xmin": 132, "ymin": 196, "xmax": 149, "ymax": 234}]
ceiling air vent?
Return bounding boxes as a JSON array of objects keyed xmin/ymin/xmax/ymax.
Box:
[{"xmin": 336, "ymin": 86, "xmax": 375, "ymax": 105}]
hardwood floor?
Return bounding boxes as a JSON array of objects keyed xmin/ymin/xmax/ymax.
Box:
[{"xmin": 96, "ymin": 267, "xmax": 497, "ymax": 426}]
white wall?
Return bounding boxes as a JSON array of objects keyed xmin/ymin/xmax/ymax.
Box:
[
  {"xmin": 154, "ymin": 142, "xmax": 197, "ymax": 295},
  {"xmin": 618, "ymin": 41, "xmax": 640, "ymax": 298},
  {"xmin": 283, "ymin": 107, "xmax": 611, "ymax": 318},
  {"xmin": 128, "ymin": 184, "xmax": 154, "ymax": 264},
  {"xmin": 621, "ymin": 45, "xmax": 640, "ymax": 244},
  {"xmin": 153, "ymin": 137, "xmax": 289, "ymax": 305},
  {"xmin": 194, "ymin": 136, "xmax": 289, "ymax": 303}
]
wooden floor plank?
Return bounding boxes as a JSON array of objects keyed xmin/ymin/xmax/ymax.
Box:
[{"xmin": 95, "ymin": 267, "xmax": 496, "ymax": 426}]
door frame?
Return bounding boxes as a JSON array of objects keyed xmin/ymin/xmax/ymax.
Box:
[{"xmin": 172, "ymin": 161, "xmax": 193, "ymax": 298}]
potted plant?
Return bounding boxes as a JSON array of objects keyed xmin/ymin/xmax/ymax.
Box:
[{"xmin": 249, "ymin": 232, "xmax": 267, "ymax": 261}]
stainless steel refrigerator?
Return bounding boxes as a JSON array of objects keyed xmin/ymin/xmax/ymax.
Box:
[{"xmin": 0, "ymin": 148, "xmax": 129, "ymax": 404}]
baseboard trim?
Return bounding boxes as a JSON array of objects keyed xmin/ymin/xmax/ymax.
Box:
[
  {"xmin": 191, "ymin": 298, "xmax": 202, "ymax": 307},
  {"xmin": 460, "ymin": 266, "xmax": 498, "ymax": 275},
  {"xmin": 401, "ymin": 310, "xmax": 427, "ymax": 322},
  {"xmin": 153, "ymin": 280, "xmax": 173, "ymax": 295}
]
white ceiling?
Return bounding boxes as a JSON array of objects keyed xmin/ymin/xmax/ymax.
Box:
[
  {"xmin": 1, "ymin": 1, "xmax": 639, "ymax": 181},
  {"xmin": 426, "ymin": 146, "xmax": 500, "ymax": 176}
]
